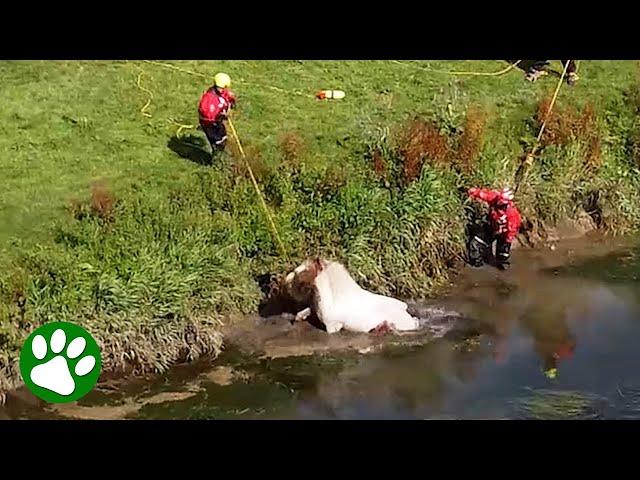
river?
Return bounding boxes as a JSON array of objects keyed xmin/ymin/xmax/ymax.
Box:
[{"xmin": 2, "ymin": 235, "xmax": 640, "ymax": 419}]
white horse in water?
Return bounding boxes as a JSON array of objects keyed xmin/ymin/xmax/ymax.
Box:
[{"xmin": 283, "ymin": 258, "xmax": 421, "ymax": 334}]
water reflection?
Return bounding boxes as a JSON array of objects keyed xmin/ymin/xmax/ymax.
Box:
[{"xmin": 287, "ymin": 248, "xmax": 640, "ymax": 419}]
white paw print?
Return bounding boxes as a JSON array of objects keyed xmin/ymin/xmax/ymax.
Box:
[{"xmin": 30, "ymin": 328, "xmax": 97, "ymax": 396}]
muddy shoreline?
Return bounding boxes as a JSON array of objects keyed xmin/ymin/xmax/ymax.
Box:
[{"xmin": 222, "ymin": 230, "xmax": 633, "ymax": 361}]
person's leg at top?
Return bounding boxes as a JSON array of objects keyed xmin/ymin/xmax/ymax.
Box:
[
  {"xmin": 525, "ymin": 60, "xmax": 550, "ymax": 82},
  {"xmin": 562, "ymin": 60, "xmax": 579, "ymax": 86}
]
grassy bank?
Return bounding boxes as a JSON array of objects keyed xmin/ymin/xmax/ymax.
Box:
[{"xmin": 1, "ymin": 60, "xmax": 640, "ymax": 394}]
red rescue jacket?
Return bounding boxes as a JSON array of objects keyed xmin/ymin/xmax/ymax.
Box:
[
  {"xmin": 198, "ymin": 87, "xmax": 236, "ymax": 125},
  {"xmin": 552, "ymin": 341, "xmax": 575, "ymax": 360},
  {"xmin": 468, "ymin": 188, "xmax": 522, "ymax": 243}
]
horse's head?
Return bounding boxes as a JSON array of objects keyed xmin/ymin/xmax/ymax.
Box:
[{"xmin": 283, "ymin": 257, "xmax": 327, "ymax": 303}]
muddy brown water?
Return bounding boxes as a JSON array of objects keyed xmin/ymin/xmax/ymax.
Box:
[{"xmin": 2, "ymin": 234, "xmax": 640, "ymax": 420}]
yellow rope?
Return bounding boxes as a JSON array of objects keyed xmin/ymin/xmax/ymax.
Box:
[
  {"xmin": 136, "ymin": 72, "xmax": 153, "ymax": 118},
  {"xmin": 532, "ymin": 61, "xmax": 571, "ymax": 155},
  {"xmin": 169, "ymin": 118, "xmax": 197, "ymax": 137},
  {"xmin": 514, "ymin": 60, "xmax": 571, "ymax": 193},
  {"xmin": 142, "ymin": 60, "xmax": 311, "ymax": 98},
  {"xmin": 227, "ymin": 117, "xmax": 288, "ymax": 259},
  {"xmin": 251, "ymin": 83, "xmax": 310, "ymax": 98},
  {"xmin": 142, "ymin": 60, "xmax": 207, "ymax": 79},
  {"xmin": 141, "ymin": 60, "xmax": 521, "ymax": 101},
  {"xmin": 139, "ymin": 60, "xmax": 523, "ymax": 111},
  {"xmin": 137, "ymin": 71, "xmax": 199, "ymax": 137},
  {"xmin": 390, "ymin": 60, "xmax": 522, "ymax": 77}
]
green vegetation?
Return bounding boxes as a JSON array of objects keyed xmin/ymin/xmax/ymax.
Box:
[{"xmin": 1, "ymin": 60, "xmax": 640, "ymax": 395}]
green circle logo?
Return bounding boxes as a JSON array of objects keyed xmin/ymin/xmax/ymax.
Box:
[{"xmin": 19, "ymin": 322, "xmax": 102, "ymax": 403}]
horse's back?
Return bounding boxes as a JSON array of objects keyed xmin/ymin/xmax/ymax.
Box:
[{"xmin": 315, "ymin": 259, "xmax": 419, "ymax": 333}]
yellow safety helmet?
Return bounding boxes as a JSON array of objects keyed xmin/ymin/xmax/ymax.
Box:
[{"xmin": 214, "ymin": 72, "xmax": 231, "ymax": 89}]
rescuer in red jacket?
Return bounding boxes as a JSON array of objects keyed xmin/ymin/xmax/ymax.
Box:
[
  {"xmin": 198, "ymin": 72, "xmax": 236, "ymax": 158},
  {"xmin": 467, "ymin": 186, "xmax": 522, "ymax": 270}
]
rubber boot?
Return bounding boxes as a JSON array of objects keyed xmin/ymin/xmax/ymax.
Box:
[
  {"xmin": 496, "ymin": 240, "xmax": 512, "ymax": 270},
  {"xmin": 469, "ymin": 235, "xmax": 488, "ymax": 267}
]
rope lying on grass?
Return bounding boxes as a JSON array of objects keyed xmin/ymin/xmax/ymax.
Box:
[
  {"xmin": 136, "ymin": 72, "xmax": 153, "ymax": 118},
  {"xmin": 135, "ymin": 60, "xmax": 529, "ymax": 136},
  {"xmin": 142, "ymin": 60, "xmax": 311, "ymax": 98},
  {"xmin": 142, "ymin": 60, "xmax": 207, "ymax": 79},
  {"xmin": 134, "ymin": 64, "xmax": 199, "ymax": 136},
  {"xmin": 390, "ymin": 60, "xmax": 522, "ymax": 77},
  {"xmin": 168, "ymin": 118, "xmax": 197, "ymax": 137},
  {"xmin": 136, "ymin": 60, "xmax": 525, "ymax": 121}
]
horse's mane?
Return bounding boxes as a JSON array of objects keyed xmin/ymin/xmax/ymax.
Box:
[{"xmin": 285, "ymin": 258, "xmax": 366, "ymax": 313}]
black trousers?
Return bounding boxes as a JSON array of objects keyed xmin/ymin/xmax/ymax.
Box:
[
  {"xmin": 529, "ymin": 60, "xmax": 577, "ymax": 75},
  {"xmin": 468, "ymin": 222, "xmax": 512, "ymax": 269},
  {"xmin": 200, "ymin": 120, "xmax": 228, "ymax": 152}
]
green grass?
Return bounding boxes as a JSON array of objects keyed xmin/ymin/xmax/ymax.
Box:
[{"xmin": 1, "ymin": 60, "xmax": 640, "ymax": 394}]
